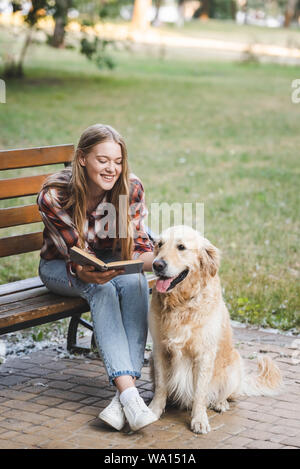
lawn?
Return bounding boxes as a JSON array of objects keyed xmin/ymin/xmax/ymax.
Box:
[
  {"xmin": 0, "ymin": 24, "xmax": 299, "ymax": 333},
  {"xmin": 161, "ymin": 18, "xmax": 300, "ymax": 47}
]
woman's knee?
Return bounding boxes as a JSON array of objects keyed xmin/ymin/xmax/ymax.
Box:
[
  {"xmin": 39, "ymin": 259, "xmax": 79, "ymax": 297},
  {"xmin": 114, "ymin": 272, "xmax": 148, "ymax": 294},
  {"xmin": 87, "ymin": 281, "xmax": 118, "ymax": 306}
]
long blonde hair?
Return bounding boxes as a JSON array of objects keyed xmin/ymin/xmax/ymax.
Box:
[{"xmin": 42, "ymin": 124, "xmax": 134, "ymax": 260}]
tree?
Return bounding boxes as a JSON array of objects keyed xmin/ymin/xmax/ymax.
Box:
[
  {"xmin": 4, "ymin": 0, "xmax": 49, "ymax": 78},
  {"xmin": 242, "ymin": 0, "xmax": 249, "ymax": 24},
  {"xmin": 131, "ymin": 0, "xmax": 152, "ymax": 29},
  {"xmin": 284, "ymin": 0, "xmax": 298, "ymax": 27},
  {"xmin": 193, "ymin": 0, "xmax": 237, "ymax": 21},
  {"xmin": 200, "ymin": 0, "xmax": 210, "ymax": 19},
  {"xmin": 4, "ymin": 0, "xmax": 117, "ymax": 77},
  {"xmin": 152, "ymin": 0, "xmax": 162, "ymax": 26},
  {"xmin": 50, "ymin": 0, "xmax": 73, "ymax": 48}
]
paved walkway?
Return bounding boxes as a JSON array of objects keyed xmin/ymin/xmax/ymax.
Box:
[{"xmin": 0, "ymin": 325, "xmax": 299, "ymax": 449}]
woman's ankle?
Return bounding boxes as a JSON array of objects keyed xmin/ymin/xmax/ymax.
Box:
[
  {"xmin": 119, "ymin": 387, "xmax": 139, "ymax": 406},
  {"xmin": 114, "ymin": 375, "xmax": 136, "ymax": 394}
]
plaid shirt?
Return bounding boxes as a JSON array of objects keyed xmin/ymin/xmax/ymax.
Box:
[{"xmin": 37, "ymin": 170, "xmax": 153, "ymax": 273}]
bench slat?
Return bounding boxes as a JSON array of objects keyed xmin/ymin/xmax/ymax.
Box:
[
  {"xmin": 0, "ymin": 292, "xmax": 87, "ymax": 314},
  {"xmin": 0, "ymin": 277, "xmax": 43, "ymax": 296},
  {"xmin": 0, "ymin": 295, "xmax": 89, "ymax": 329},
  {"xmin": 0, "ymin": 274, "xmax": 156, "ymax": 297},
  {"xmin": 0, "ymin": 174, "xmax": 53, "ymax": 200},
  {"xmin": 0, "ymin": 205, "xmax": 41, "ymax": 228},
  {"xmin": 0, "ymin": 286, "xmax": 49, "ymax": 306},
  {"xmin": 0, "ymin": 232, "xmax": 43, "ymax": 257},
  {"xmin": 0, "ymin": 144, "xmax": 74, "ymax": 170}
]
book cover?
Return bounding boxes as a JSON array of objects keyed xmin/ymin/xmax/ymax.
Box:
[{"xmin": 70, "ymin": 246, "xmax": 144, "ymax": 275}]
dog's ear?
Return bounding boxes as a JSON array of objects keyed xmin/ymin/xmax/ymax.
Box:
[
  {"xmin": 152, "ymin": 239, "xmax": 159, "ymax": 250},
  {"xmin": 199, "ymin": 240, "xmax": 220, "ymax": 278},
  {"xmin": 205, "ymin": 242, "xmax": 220, "ymax": 277}
]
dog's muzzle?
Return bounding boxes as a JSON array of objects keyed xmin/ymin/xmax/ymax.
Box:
[
  {"xmin": 153, "ymin": 259, "xmax": 167, "ymax": 275},
  {"xmin": 155, "ymin": 268, "xmax": 189, "ymax": 293}
]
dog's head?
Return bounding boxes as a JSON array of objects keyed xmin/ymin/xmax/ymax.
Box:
[{"xmin": 152, "ymin": 225, "xmax": 220, "ymax": 294}]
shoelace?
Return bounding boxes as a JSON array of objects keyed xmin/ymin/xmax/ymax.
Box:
[
  {"xmin": 109, "ymin": 396, "xmax": 122, "ymax": 411},
  {"xmin": 126, "ymin": 397, "xmax": 147, "ymax": 414}
]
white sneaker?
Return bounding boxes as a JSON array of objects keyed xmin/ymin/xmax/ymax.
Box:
[
  {"xmin": 99, "ymin": 394, "xmax": 126, "ymax": 431},
  {"xmin": 123, "ymin": 395, "xmax": 158, "ymax": 431}
]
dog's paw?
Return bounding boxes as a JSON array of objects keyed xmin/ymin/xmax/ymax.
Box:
[
  {"xmin": 211, "ymin": 400, "xmax": 230, "ymax": 413},
  {"xmin": 190, "ymin": 415, "xmax": 211, "ymax": 434},
  {"xmin": 149, "ymin": 400, "xmax": 165, "ymax": 419}
]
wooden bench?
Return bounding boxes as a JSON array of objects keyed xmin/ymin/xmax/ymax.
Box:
[{"xmin": 0, "ymin": 144, "xmax": 156, "ymax": 353}]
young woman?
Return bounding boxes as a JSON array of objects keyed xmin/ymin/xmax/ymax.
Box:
[{"xmin": 37, "ymin": 124, "xmax": 157, "ymax": 432}]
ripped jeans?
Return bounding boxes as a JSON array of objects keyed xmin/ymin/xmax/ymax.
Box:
[{"xmin": 39, "ymin": 251, "xmax": 149, "ymax": 385}]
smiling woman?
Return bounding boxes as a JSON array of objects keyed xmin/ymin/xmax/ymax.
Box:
[
  {"xmin": 79, "ymin": 140, "xmax": 123, "ymax": 211},
  {"xmin": 36, "ymin": 123, "xmax": 158, "ymax": 432}
]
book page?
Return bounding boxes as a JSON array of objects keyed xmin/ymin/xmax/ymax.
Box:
[{"xmin": 107, "ymin": 259, "xmax": 143, "ymax": 267}]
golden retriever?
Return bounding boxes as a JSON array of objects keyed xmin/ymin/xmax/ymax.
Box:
[{"xmin": 149, "ymin": 226, "xmax": 282, "ymax": 434}]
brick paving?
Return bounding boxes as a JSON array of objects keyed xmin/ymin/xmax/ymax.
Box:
[{"xmin": 0, "ymin": 325, "xmax": 299, "ymax": 449}]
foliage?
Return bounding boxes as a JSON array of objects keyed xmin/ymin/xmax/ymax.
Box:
[
  {"xmin": 2, "ymin": 1, "xmax": 49, "ymax": 78},
  {"xmin": 80, "ymin": 36, "xmax": 116, "ymax": 69},
  {"xmin": 211, "ymin": 0, "xmax": 237, "ymax": 20},
  {"xmin": 25, "ymin": 0, "xmax": 49, "ymax": 26},
  {"xmin": 193, "ymin": 0, "xmax": 300, "ymax": 20},
  {"xmin": 98, "ymin": 0, "xmax": 131, "ymax": 19},
  {"xmin": 194, "ymin": 0, "xmax": 237, "ymax": 20},
  {"xmin": 3, "ymin": 0, "xmax": 119, "ymax": 76}
]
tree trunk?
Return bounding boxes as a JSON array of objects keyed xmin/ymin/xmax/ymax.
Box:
[
  {"xmin": 16, "ymin": 28, "xmax": 32, "ymax": 77},
  {"xmin": 231, "ymin": 0, "xmax": 237, "ymax": 20},
  {"xmin": 200, "ymin": 0, "xmax": 210, "ymax": 20},
  {"xmin": 284, "ymin": 0, "xmax": 298, "ymax": 27},
  {"xmin": 152, "ymin": 0, "xmax": 162, "ymax": 26},
  {"xmin": 51, "ymin": 16, "xmax": 66, "ymax": 48},
  {"xmin": 50, "ymin": 0, "xmax": 71, "ymax": 48},
  {"xmin": 132, "ymin": 0, "xmax": 152, "ymax": 30},
  {"xmin": 243, "ymin": 0, "xmax": 249, "ymax": 24}
]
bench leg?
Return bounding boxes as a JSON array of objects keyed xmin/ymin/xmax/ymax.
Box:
[{"xmin": 67, "ymin": 313, "xmax": 94, "ymax": 353}]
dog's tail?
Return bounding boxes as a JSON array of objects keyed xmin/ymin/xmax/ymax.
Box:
[{"xmin": 240, "ymin": 356, "xmax": 283, "ymax": 397}]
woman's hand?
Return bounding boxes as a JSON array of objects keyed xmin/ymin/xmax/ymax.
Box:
[{"xmin": 75, "ymin": 265, "xmax": 124, "ymax": 284}]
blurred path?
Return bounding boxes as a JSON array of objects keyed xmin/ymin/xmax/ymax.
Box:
[{"xmin": 129, "ymin": 28, "xmax": 300, "ymax": 64}]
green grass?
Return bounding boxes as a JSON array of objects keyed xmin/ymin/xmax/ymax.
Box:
[
  {"xmin": 162, "ymin": 18, "xmax": 300, "ymax": 47},
  {"xmin": 0, "ymin": 24, "xmax": 299, "ymax": 333}
]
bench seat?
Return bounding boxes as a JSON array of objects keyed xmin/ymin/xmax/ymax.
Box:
[{"xmin": 0, "ymin": 276, "xmax": 89, "ymax": 335}]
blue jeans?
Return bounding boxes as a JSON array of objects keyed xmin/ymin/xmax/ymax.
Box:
[{"xmin": 39, "ymin": 251, "xmax": 149, "ymax": 385}]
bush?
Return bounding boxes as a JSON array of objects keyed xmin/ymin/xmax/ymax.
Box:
[
  {"xmin": 212, "ymin": 0, "xmax": 237, "ymax": 20},
  {"xmin": 80, "ymin": 36, "xmax": 116, "ymax": 70}
]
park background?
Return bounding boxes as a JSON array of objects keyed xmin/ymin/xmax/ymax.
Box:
[{"xmin": 0, "ymin": 0, "xmax": 299, "ymax": 353}]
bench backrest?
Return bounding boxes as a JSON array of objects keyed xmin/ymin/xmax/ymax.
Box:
[{"xmin": 0, "ymin": 145, "xmax": 74, "ymax": 258}]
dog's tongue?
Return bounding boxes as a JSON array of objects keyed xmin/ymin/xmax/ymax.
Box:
[{"xmin": 156, "ymin": 277, "xmax": 175, "ymax": 293}]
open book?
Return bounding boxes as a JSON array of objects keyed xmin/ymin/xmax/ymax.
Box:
[{"xmin": 70, "ymin": 246, "xmax": 144, "ymax": 275}]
